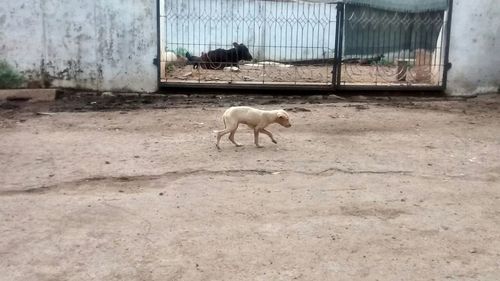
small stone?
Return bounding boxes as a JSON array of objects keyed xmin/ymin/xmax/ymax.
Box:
[
  {"xmin": 223, "ymin": 66, "xmax": 240, "ymax": 72},
  {"xmin": 308, "ymin": 95, "xmax": 324, "ymax": 100},
  {"xmin": 36, "ymin": 112, "xmax": 55, "ymax": 116},
  {"xmin": 105, "ymin": 161, "xmax": 111, "ymax": 164},
  {"xmin": 101, "ymin": 92, "xmax": 114, "ymax": 97},
  {"xmin": 169, "ymin": 94, "xmax": 189, "ymax": 99},
  {"xmin": 353, "ymin": 95, "xmax": 368, "ymax": 100},
  {"xmin": 159, "ymin": 192, "xmax": 164, "ymax": 196},
  {"xmin": 327, "ymin": 94, "xmax": 346, "ymax": 100}
]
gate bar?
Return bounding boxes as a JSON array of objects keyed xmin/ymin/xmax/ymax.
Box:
[
  {"xmin": 336, "ymin": 2, "xmax": 345, "ymax": 87},
  {"xmin": 442, "ymin": 0, "xmax": 453, "ymax": 90}
]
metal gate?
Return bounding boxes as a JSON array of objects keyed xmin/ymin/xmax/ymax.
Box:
[{"xmin": 158, "ymin": 0, "xmax": 452, "ymax": 91}]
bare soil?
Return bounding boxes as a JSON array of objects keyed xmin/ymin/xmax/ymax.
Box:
[
  {"xmin": 166, "ymin": 64, "xmax": 434, "ymax": 85},
  {"xmin": 1, "ymin": 93, "xmax": 499, "ymax": 280},
  {"xmin": 167, "ymin": 64, "xmax": 333, "ymax": 84}
]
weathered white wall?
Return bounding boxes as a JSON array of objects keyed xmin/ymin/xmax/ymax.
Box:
[
  {"xmin": 447, "ymin": 0, "xmax": 500, "ymax": 95},
  {"xmin": 2, "ymin": 0, "xmax": 498, "ymax": 94},
  {"xmin": 0, "ymin": 0, "xmax": 158, "ymax": 92}
]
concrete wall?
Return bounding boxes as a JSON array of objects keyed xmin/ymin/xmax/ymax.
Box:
[
  {"xmin": 447, "ymin": 0, "xmax": 500, "ymax": 95},
  {"xmin": 0, "ymin": 0, "xmax": 158, "ymax": 92},
  {"xmin": 1, "ymin": 0, "xmax": 499, "ymax": 94}
]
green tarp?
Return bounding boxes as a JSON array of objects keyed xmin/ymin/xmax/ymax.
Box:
[
  {"xmin": 298, "ymin": 0, "xmax": 449, "ymax": 13},
  {"xmin": 343, "ymin": 5, "xmax": 445, "ymax": 56},
  {"xmin": 343, "ymin": 0, "xmax": 449, "ymax": 12}
]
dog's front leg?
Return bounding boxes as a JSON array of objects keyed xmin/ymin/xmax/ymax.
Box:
[
  {"xmin": 260, "ymin": 128, "xmax": 277, "ymax": 144},
  {"xmin": 254, "ymin": 128, "xmax": 263, "ymax": 148}
]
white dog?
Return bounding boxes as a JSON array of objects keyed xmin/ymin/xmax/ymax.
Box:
[{"xmin": 215, "ymin": 106, "xmax": 291, "ymax": 149}]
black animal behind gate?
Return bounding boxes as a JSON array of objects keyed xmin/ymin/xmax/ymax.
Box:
[{"xmin": 198, "ymin": 42, "xmax": 253, "ymax": 70}]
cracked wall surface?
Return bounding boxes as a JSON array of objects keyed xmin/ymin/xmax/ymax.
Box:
[
  {"xmin": 0, "ymin": 0, "xmax": 158, "ymax": 92},
  {"xmin": 1, "ymin": 0, "xmax": 499, "ymax": 94},
  {"xmin": 447, "ymin": 0, "xmax": 500, "ymax": 95}
]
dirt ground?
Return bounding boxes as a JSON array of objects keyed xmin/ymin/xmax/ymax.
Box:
[
  {"xmin": 167, "ymin": 64, "xmax": 334, "ymax": 84},
  {"xmin": 1, "ymin": 93, "xmax": 499, "ymax": 281},
  {"xmin": 166, "ymin": 64, "xmax": 434, "ymax": 85}
]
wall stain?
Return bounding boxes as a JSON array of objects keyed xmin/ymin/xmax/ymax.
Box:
[
  {"xmin": 2, "ymin": 0, "xmax": 157, "ymax": 92},
  {"xmin": 0, "ymin": 15, "xmax": 6, "ymax": 26}
]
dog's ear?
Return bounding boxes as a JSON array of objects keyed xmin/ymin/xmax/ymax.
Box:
[{"xmin": 277, "ymin": 111, "xmax": 288, "ymax": 119}]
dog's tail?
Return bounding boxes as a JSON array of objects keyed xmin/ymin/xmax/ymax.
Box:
[{"xmin": 212, "ymin": 116, "xmax": 227, "ymax": 134}]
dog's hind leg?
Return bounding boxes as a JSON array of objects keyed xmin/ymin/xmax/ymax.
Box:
[
  {"xmin": 228, "ymin": 124, "xmax": 242, "ymax": 147},
  {"xmin": 216, "ymin": 129, "xmax": 231, "ymax": 149},
  {"xmin": 216, "ymin": 116, "xmax": 237, "ymax": 149}
]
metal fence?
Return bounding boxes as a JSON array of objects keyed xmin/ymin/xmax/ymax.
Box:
[
  {"xmin": 338, "ymin": 5, "xmax": 450, "ymax": 88},
  {"xmin": 159, "ymin": 0, "xmax": 452, "ymax": 90}
]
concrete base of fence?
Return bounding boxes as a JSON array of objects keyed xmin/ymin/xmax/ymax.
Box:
[{"xmin": 0, "ymin": 89, "xmax": 58, "ymax": 102}]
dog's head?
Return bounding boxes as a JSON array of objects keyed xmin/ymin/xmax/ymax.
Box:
[{"xmin": 276, "ymin": 110, "xmax": 291, "ymax": 128}]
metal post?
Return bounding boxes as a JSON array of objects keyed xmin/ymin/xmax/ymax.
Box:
[
  {"xmin": 441, "ymin": 0, "xmax": 453, "ymax": 90},
  {"xmin": 336, "ymin": 2, "xmax": 345, "ymax": 87},
  {"xmin": 332, "ymin": 2, "xmax": 344, "ymax": 88}
]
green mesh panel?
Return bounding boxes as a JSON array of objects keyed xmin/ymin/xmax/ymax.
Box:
[{"xmin": 343, "ymin": 5, "xmax": 445, "ymax": 57}]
